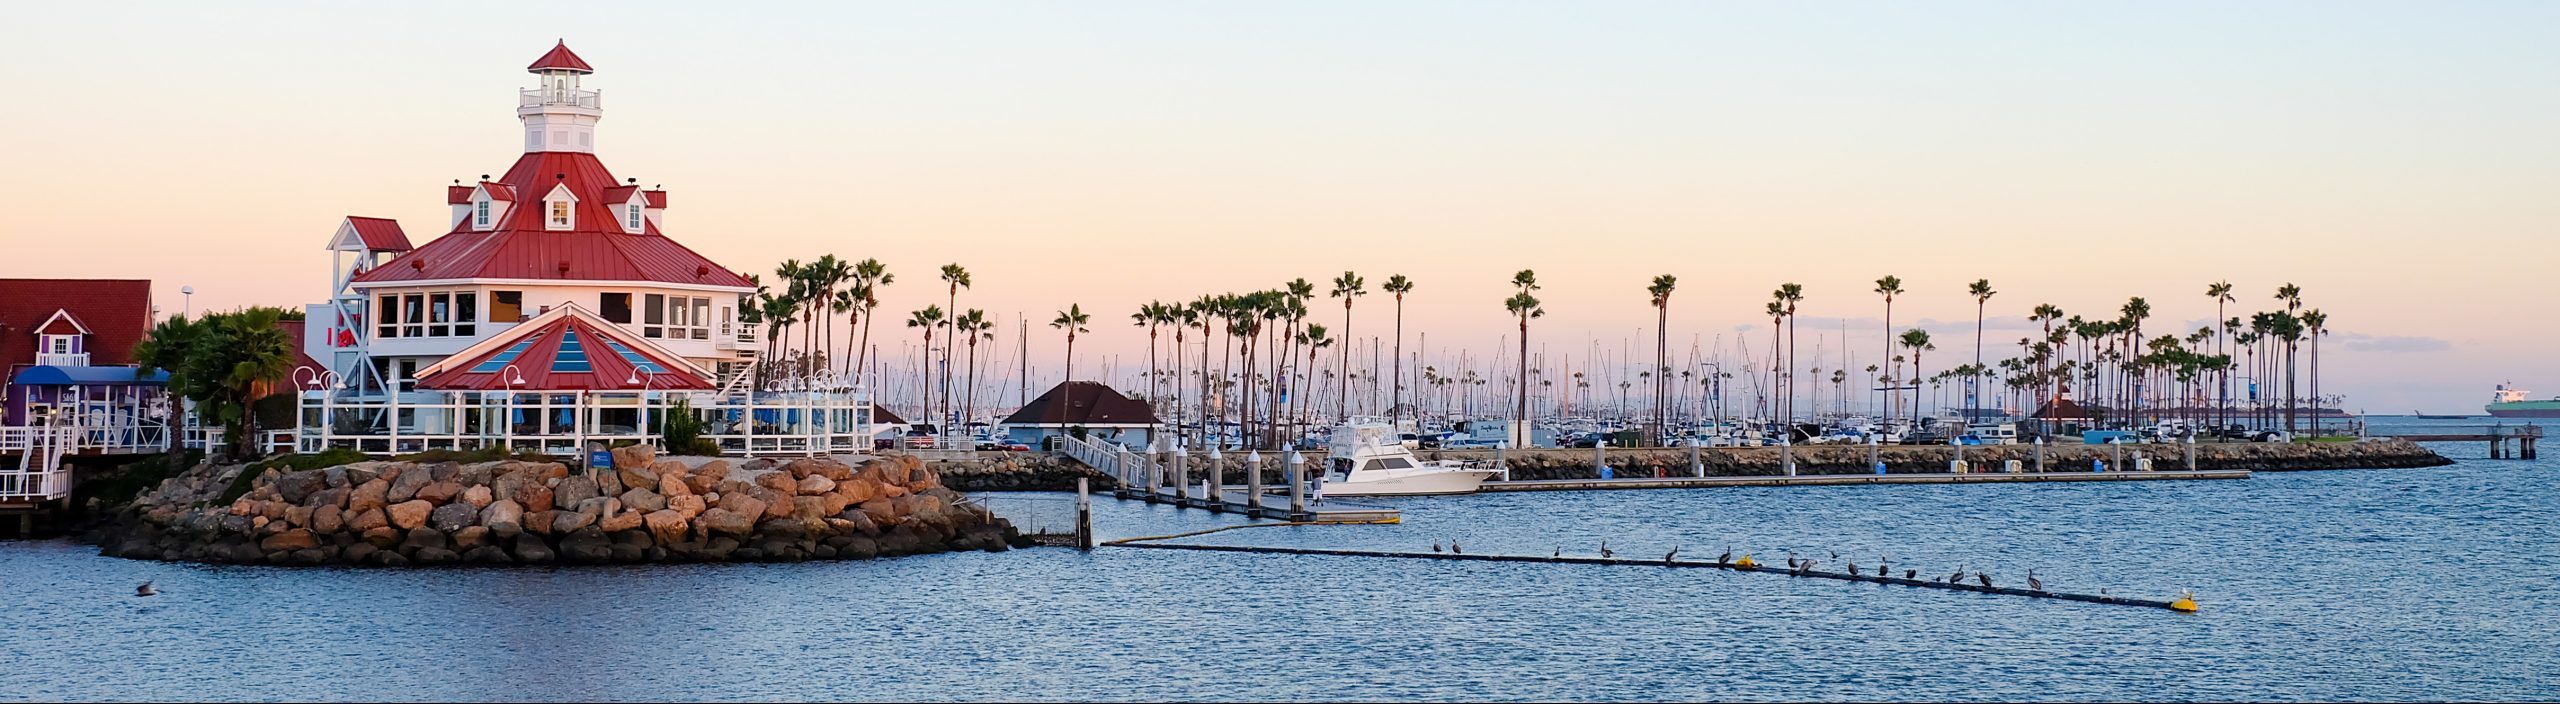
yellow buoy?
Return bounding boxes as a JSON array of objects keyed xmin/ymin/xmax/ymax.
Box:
[
  {"xmin": 2169, "ymin": 590, "xmax": 2199, "ymax": 612},
  {"xmin": 1734, "ymin": 554, "xmax": 1757, "ymax": 568}
]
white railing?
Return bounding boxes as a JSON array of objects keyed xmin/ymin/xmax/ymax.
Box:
[
  {"xmin": 721, "ymin": 323, "xmax": 761, "ymax": 352},
  {"xmin": 519, "ymin": 87, "xmax": 601, "ymax": 109},
  {"xmin": 295, "ymin": 387, "xmax": 871, "ymax": 458},
  {"xmin": 34, "ymin": 352, "xmax": 89, "ymax": 367},
  {"xmin": 0, "ymin": 424, "xmax": 80, "ymax": 502}
]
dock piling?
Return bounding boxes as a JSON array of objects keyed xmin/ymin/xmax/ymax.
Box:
[
  {"xmin": 1287, "ymin": 454, "xmax": 1306, "ymax": 518},
  {"xmin": 2185, "ymin": 436, "xmax": 2197, "ymax": 471},
  {"xmin": 1688, "ymin": 441, "xmax": 1703, "ymax": 478},
  {"xmin": 1781, "ymin": 437, "xmax": 1796, "ymax": 477},
  {"xmin": 1246, "ymin": 450, "xmax": 1264, "ymax": 515},
  {"xmin": 1074, "ymin": 477, "xmax": 1094, "ymax": 551},
  {"xmin": 2034, "ymin": 437, "xmax": 2046, "ymax": 472},
  {"xmin": 1172, "ymin": 444, "xmax": 1189, "ymax": 503},
  {"xmin": 1951, "ymin": 438, "xmax": 1966, "ymax": 473}
]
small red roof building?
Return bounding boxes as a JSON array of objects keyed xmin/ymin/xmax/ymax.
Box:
[{"xmin": 0, "ymin": 279, "xmax": 153, "ymax": 372}]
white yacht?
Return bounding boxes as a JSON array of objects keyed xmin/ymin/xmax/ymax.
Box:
[{"xmin": 1322, "ymin": 418, "xmax": 1501, "ymax": 496}]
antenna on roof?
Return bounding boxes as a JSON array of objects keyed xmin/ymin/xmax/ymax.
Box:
[
  {"xmin": 627, "ymin": 177, "xmax": 637, "ymax": 184},
  {"xmin": 481, "ymin": 174, "xmax": 491, "ymax": 181},
  {"xmin": 453, "ymin": 179, "xmax": 461, "ymax": 185}
]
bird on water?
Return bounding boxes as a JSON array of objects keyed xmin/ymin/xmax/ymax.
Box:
[
  {"xmin": 1599, "ymin": 541, "xmax": 1613, "ymax": 559},
  {"xmin": 2027, "ymin": 569, "xmax": 2043, "ymax": 592},
  {"xmin": 1717, "ymin": 546, "xmax": 1732, "ymax": 566},
  {"xmin": 1663, "ymin": 546, "xmax": 1679, "ymax": 565},
  {"xmin": 1450, "ymin": 540, "xmax": 1462, "ymax": 555},
  {"xmin": 135, "ymin": 582, "xmax": 156, "ymax": 597}
]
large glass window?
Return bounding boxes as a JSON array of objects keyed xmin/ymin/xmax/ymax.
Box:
[
  {"xmin": 642, "ymin": 294, "xmax": 665, "ymax": 337},
  {"xmin": 401, "ymin": 294, "xmax": 425, "ymax": 338},
  {"xmin": 691, "ymin": 298, "xmax": 712, "ymax": 340},
  {"xmin": 601, "ymin": 293, "xmax": 632, "ymax": 324},
  {"xmin": 428, "ymin": 293, "xmax": 451, "ymax": 337},
  {"xmin": 454, "ymin": 292, "xmax": 478, "ymax": 336},
  {"xmin": 492, "ymin": 291, "xmax": 523, "ymax": 322},
  {"xmin": 378, "ymin": 295, "xmax": 399, "ymax": 338}
]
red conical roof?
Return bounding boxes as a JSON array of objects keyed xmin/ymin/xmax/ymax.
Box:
[{"xmin": 528, "ymin": 41, "xmax": 593, "ymax": 74}]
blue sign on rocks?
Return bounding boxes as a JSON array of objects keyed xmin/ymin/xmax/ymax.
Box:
[{"xmin": 589, "ymin": 449, "xmax": 614, "ymax": 469}]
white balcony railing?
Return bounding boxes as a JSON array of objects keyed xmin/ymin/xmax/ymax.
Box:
[
  {"xmin": 520, "ymin": 88, "xmax": 601, "ymax": 110},
  {"xmin": 34, "ymin": 352, "xmax": 89, "ymax": 367},
  {"xmin": 721, "ymin": 323, "xmax": 761, "ymax": 352}
]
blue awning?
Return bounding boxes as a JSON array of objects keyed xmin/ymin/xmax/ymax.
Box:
[{"xmin": 9, "ymin": 366, "xmax": 169, "ymax": 386}]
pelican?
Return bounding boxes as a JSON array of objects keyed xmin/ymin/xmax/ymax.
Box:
[
  {"xmin": 1663, "ymin": 546, "xmax": 1679, "ymax": 565},
  {"xmin": 2027, "ymin": 569, "xmax": 2043, "ymax": 592},
  {"xmin": 1976, "ymin": 573, "xmax": 1993, "ymax": 589},
  {"xmin": 1450, "ymin": 540, "xmax": 1462, "ymax": 555},
  {"xmin": 1904, "ymin": 569, "xmax": 1917, "ymax": 580},
  {"xmin": 1600, "ymin": 541, "xmax": 1613, "ymax": 559},
  {"xmin": 1847, "ymin": 562, "xmax": 1862, "ymax": 577},
  {"xmin": 1553, "ymin": 545, "xmax": 1562, "ymax": 558},
  {"xmin": 135, "ymin": 581, "xmax": 156, "ymax": 597},
  {"xmin": 1717, "ymin": 545, "xmax": 1733, "ymax": 566},
  {"xmin": 1876, "ymin": 554, "xmax": 1890, "ymax": 577},
  {"xmin": 1947, "ymin": 564, "xmax": 1966, "ymax": 584},
  {"xmin": 1432, "ymin": 541, "xmax": 1443, "ymax": 553}
]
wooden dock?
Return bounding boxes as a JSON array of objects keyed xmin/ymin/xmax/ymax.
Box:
[
  {"xmin": 2398, "ymin": 424, "xmax": 2541, "ymax": 459},
  {"xmin": 1058, "ymin": 436, "xmax": 1398, "ymax": 524},
  {"xmin": 1484, "ymin": 468, "xmax": 2251, "ymax": 492}
]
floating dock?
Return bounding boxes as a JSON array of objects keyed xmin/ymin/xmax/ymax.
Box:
[
  {"xmin": 1484, "ymin": 469, "xmax": 2251, "ymax": 492},
  {"xmin": 1059, "ymin": 436, "xmax": 1397, "ymax": 524},
  {"xmin": 1108, "ymin": 538, "xmax": 2196, "ymax": 612}
]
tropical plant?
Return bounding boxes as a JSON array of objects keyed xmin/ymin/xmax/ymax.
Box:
[
  {"xmin": 1329, "ymin": 271, "xmax": 1365, "ymax": 420},
  {"xmin": 134, "ymin": 307, "xmax": 298, "ymax": 459},
  {"xmin": 906, "ymin": 305, "xmax": 945, "ymax": 428},
  {"xmin": 1967, "ymin": 278, "xmax": 1995, "ymax": 418},
  {"xmin": 1899, "ymin": 328, "xmax": 1934, "ymax": 418},
  {"xmin": 1647, "ymin": 274, "xmax": 1677, "ymax": 444},
  {"xmin": 1052, "ymin": 304, "xmax": 1091, "ymax": 385},
  {"xmin": 1505, "ymin": 270, "xmax": 1543, "ymax": 445},
  {"xmin": 1874, "ymin": 275, "xmax": 1905, "ymax": 424},
  {"xmin": 1382, "ymin": 274, "xmax": 1414, "ymax": 423}
]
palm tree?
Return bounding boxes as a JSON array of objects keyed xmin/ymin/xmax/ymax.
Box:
[
  {"xmin": 1967, "ymin": 278, "xmax": 1995, "ymax": 420},
  {"xmin": 1505, "ymin": 270, "xmax": 1544, "ymax": 446},
  {"xmin": 1382, "ymin": 274, "xmax": 1414, "ymax": 424},
  {"xmin": 1300, "ymin": 323, "xmax": 1333, "ymax": 440},
  {"xmin": 1132, "ymin": 301, "xmax": 1167, "ymax": 413},
  {"xmin": 1052, "ymin": 304, "xmax": 1091, "ymax": 385},
  {"xmin": 851, "ymin": 258, "xmax": 892, "ymax": 382},
  {"xmin": 1329, "ymin": 271, "xmax": 1366, "ymax": 420},
  {"xmin": 1764, "ymin": 299, "xmax": 1784, "ymax": 420},
  {"xmin": 1873, "ymin": 275, "xmax": 1905, "ymax": 425},
  {"xmin": 937, "ymin": 264, "xmax": 971, "ymax": 422},
  {"xmin": 1777, "ymin": 283, "xmax": 1804, "ymax": 423},
  {"xmin": 2274, "ymin": 284, "xmax": 2303, "ymax": 432},
  {"xmin": 1647, "ymin": 274, "xmax": 1677, "ymax": 444},
  {"xmin": 2302, "ymin": 308, "xmax": 2327, "ymax": 433},
  {"xmin": 2028, "ymin": 304, "xmax": 2062, "ymax": 416},
  {"xmin": 1900, "ymin": 328, "xmax": 1934, "ymax": 418},
  {"xmin": 906, "ymin": 306, "xmax": 945, "ymax": 428},
  {"xmin": 2207, "ymin": 281, "xmax": 2235, "ymax": 428},
  {"xmin": 955, "ymin": 309, "xmax": 993, "ymax": 431}
]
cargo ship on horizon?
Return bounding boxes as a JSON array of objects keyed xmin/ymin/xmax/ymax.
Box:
[{"xmin": 2486, "ymin": 383, "xmax": 2560, "ymax": 418}]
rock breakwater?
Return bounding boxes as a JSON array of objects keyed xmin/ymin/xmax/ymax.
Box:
[{"xmin": 94, "ymin": 446, "xmax": 1022, "ymax": 566}]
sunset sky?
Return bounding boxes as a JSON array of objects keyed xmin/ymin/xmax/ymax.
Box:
[{"xmin": 3, "ymin": 2, "xmax": 2552, "ymax": 412}]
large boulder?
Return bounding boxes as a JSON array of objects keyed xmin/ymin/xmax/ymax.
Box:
[
  {"xmin": 429, "ymin": 502, "xmax": 479, "ymax": 532},
  {"xmin": 305, "ymin": 486, "xmax": 350, "ymax": 510},
  {"xmin": 347, "ymin": 478, "xmax": 390, "ymax": 514},
  {"xmin": 386, "ymin": 468, "xmax": 435, "ymax": 503},
  {"xmin": 452, "ymin": 525, "xmax": 492, "ymax": 552},
  {"xmin": 461, "ymin": 485, "xmax": 494, "ymax": 509},
  {"xmin": 361, "ymin": 525, "xmax": 402, "ymax": 548},
  {"xmin": 386, "ymin": 500, "xmax": 435, "ymax": 530},
  {"xmin": 836, "ymin": 478, "xmax": 881, "ymax": 505},
  {"xmin": 667, "ymin": 493, "xmax": 706, "ymax": 520},
  {"xmin": 754, "ymin": 471, "xmax": 797, "ymax": 494},
  {"xmin": 558, "ymin": 526, "xmax": 612, "ymax": 563},
  {"xmin": 657, "ymin": 466, "xmax": 695, "ymax": 498},
  {"xmin": 480, "ymin": 499, "xmax": 524, "ymax": 535},
  {"xmin": 618, "ymin": 488, "xmax": 666, "ymax": 513},
  {"xmin": 610, "ymin": 443, "xmax": 658, "ymax": 472},
  {"xmin": 555, "ymin": 476, "xmax": 600, "ymax": 507},
  {"xmin": 598, "ymin": 509, "xmax": 644, "ymax": 533},
  {"xmin": 797, "ymin": 475, "xmax": 837, "ymax": 496},
  {"xmin": 716, "ymin": 493, "xmax": 767, "ymax": 524},
  {"xmin": 310, "ymin": 504, "xmax": 345, "ymax": 534},
  {"xmin": 275, "ymin": 471, "xmax": 326, "ymax": 505},
  {"xmin": 696, "ymin": 507, "xmax": 755, "ymax": 538},
  {"xmin": 283, "ymin": 505, "xmax": 314, "ymax": 529},
  {"xmin": 687, "ymin": 460, "xmax": 732, "ymax": 495},
  {"xmin": 259, "ymin": 528, "xmax": 319, "ymax": 553},
  {"xmin": 615, "ymin": 461, "xmax": 660, "ymax": 494},
  {"xmin": 552, "ymin": 507, "xmax": 597, "ymax": 534},
  {"xmin": 643, "ymin": 510, "xmax": 688, "ymax": 545},
  {"xmin": 512, "ymin": 483, "xmax": 554, "ymax": 513},
  {"xmin": 346, "ymin": 507, "xmax": 389, "ymax": 534},
  {"xmin": 791, "ymin": 496, "xmax": 831, "ymax": 521},
  {"xmin": 512, "ymin": 533, "xmax": 555, "ymax": 563},
  {"xmin": 462, "ymin": 545, "xmax": 512, "ymax": 564},
  {"xmin": 415, "ymin": 480, "xmax": 465, "ymax": 505}
]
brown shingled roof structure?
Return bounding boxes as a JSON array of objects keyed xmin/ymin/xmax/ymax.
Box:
[{"xmin": 999, "ymin": 381, "xmax": 1159, "ymax": 427}]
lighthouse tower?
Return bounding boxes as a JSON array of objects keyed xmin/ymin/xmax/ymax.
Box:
[{"xmin": 520, "ymin": 41, "xmax": 601, "ymax": 153}]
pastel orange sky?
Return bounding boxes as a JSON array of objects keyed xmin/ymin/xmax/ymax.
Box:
[{"xmin": 2, "ymin": 3, "xmax": 2552, "ymax": 411}]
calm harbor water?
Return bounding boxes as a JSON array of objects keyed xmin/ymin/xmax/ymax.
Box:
[{"xmin": 3, "ymin": 428, "xmax": 2551, "ymax": 701}]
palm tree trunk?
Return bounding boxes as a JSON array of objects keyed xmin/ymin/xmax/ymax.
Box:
[{"xmin": 1391, "ymin": 295, "xmax": 1405, "ymax": 425}]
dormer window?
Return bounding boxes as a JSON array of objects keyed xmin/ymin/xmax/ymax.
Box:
[
  {"xmin": 548, "ymin": 200, "xmax": 572, "ymax": 230},
  {"xmin": 625, "ymin": 203, "xmax": 644, "ymax": 231},
  {"xmin": 473, "ymin": 200, "xmax": 492, "ymax": 229}
]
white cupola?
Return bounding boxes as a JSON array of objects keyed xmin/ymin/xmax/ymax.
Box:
[{"xmin": 519, "ymin": 40, "xmax": 601, "ymax": 154}]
